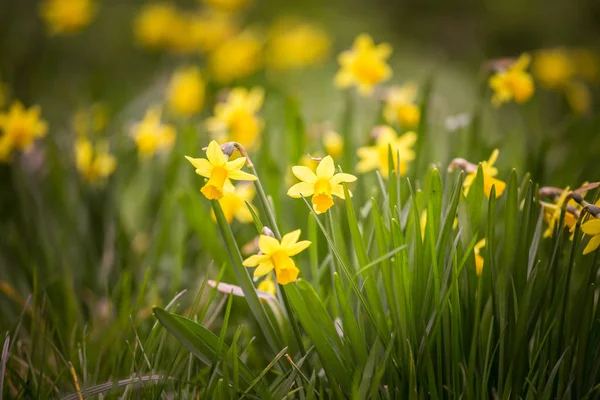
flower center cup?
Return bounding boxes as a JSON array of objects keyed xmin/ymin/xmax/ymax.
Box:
[{"xmin": 202, "ymin": 166, "xmax": 228, "ymax": 199}]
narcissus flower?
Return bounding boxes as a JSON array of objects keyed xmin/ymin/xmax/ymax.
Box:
[
  {"xmin": 243, "ymin": 230, "xmax": 311, "ymax": 284},
  {"xmin": 334, "ymin": 33, "xmax": 392, "ymax": 95},
  {"xmin": 356, "ymin": 126, "xmax": 416, "ymax": 178},
  {"xmin": 582, "ymin": 218, "xmax": 600, "ymax": 254},
  {"xmin": 542, "ymin": 187, "xmax": 582, "ymax": 239},
  {"xmin": 131, "ymin": 107, "xmax": 176, "ymax": 157},
  {"xmin": 257, "ymin": 275, "xmax": 276, "ymax": 296},
  {"xmin": 287, "ymin": 155, "xmax": 357, "ymax": 213},
  {"xmin": 215, "ymin": 183, "xmax": 256, "ymax": 224},
  {"xmin": 532, "ymin": 48, "xmax": 574, "ymax": 89},
  {"xmin": 133, "ymin": 3, "xmax": 179, "ymax": 49},
  {"xmin": 167, "ymin": 66, "xmax": 205, "ymax": 117},
  {"xmin": 489, "ymin": 53, "xmax": 535, "ymax": 106},
  {"xmin": 0, "ymin": 102, "xmax": 48, "ymax": 163},
  {"xmin": 209, "ymin": 31, "xmax": 263, "ymax": 84},
  {"xmin": 40, "ymin": 0, "xmax": 95, "ymax": 35},
  {"xmin": 186, "ymin": 140, "xmax": 256, "ymax": 200},
  {"xmin": 206, "ymin": 87, "xmax": 264, "ymax": 150},
  {"xmin": 474, "ymin": 239, "xmax": 486, "ymax": 276},
  {"xmin": 202, "ymin": 0, "xmax": 251, "ymax": 13},
  {"xmin": 322, "ymin": 130, "xmax": 343, "ymax": 159},
  {"xmin": 74, "ymin": 137, "xmax": 116, "ymax": 183},
  {"xmin": 266, "ymin": 19, "xmax": 331, "ymax": 70},
  {"xmin": 463, "ymin": 150, "xmax": 506, "ymax": 199},
  {"xmin": 383, "ymin": 83, "xmax": 420, "ymax": 128}
]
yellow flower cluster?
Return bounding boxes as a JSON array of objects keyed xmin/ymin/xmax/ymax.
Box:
[
  {"xmin": 489, "ymin": 53, "xmax": 535, "ymax": 107},
  {"xmin": 0, "ymin": 102, "xmax": 48, "ymax": 163},
  {"xmin": 74, "ymin": 137, "xmax": 116, "ymax": 183},
  {"xmin": 383, "ymin": 83, "xmax": 420, "ymax": 129},
  {"xmin": 266, "ymin": 19, "xmax": 331, "ymax": 70},
  {"xmin": 167, "ymin": 66, "xmax": 206, "ymax": 117},
  {"xmin": 40, "ymin": 0, "xmax": 95, "ymax": 36},
  {"xmin": 208, "ymin": 30, "xmax": 264, "ymax": 84}
]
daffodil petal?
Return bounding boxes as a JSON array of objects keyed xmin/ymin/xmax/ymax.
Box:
[
  {"xmin": 582, "ymin": 219, "xmax": 600, "ymax": 235},
  {"xmin": 259, "ymin": 235, "xmax": 280, "ymax": 253},
  {"xmin": 226, "ymin": 157, "xmax": 247, "ymax": 171},
  {"xmin": 254, "ymin": 262, "xmax": 274, "ymax": 277},
  {"xmin": 206, "ymin": 140, "xmax": 227, "ymax": 165},
  {"xmin": 330, "ymin": 173, "xmax": 357, "ymax": 185},
  {"xmin": 228, "ymin": 169, "xmax": 257, "ymax": 181},
  {"xmin": 185, "ymin": 156, "xmax": 213, "ymax": 177},
  {"xmin": 316, "ymin": 155, "xmax": 335, "ymax": 179},
  {"xmin": 243, "ymin": 254, "xmax": 269, "ymax": 267},
  {"xmin": 287, "ymin": 182, "xmax": 315, "ymax": 199},
  {"xmin": 331, "ymin": 184, "xmax": 350, "ymax": 199},
  {"xmin": 583, "ymin": 234, "xmax": 600, "ymax": 254},
  {"xmin": 281, "ymin": 229, "xmax": 301, "ymax": 248},
  {"xmin": 292, "ymin": 166, "xmax": 318, "ymax": 183},
  {"xmin": 285, "ymin": 240, "xmax": 311, "ymax": 256}
]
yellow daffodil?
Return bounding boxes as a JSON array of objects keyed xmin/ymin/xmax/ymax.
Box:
[
  {"xmin": 209, "ymin": 30, "xmax": 263, "ymax": 84},
  {"xmin": 383, "ymin": 83, "xmax": 420, "ymax": 128},
  {"xmin": 206, "ymin": 87, "xmax": 264, "ymax": 150},
  {"xmin": 133, "ymin": 3, "xmax": 180, "ymax": 49},
  {"xmin": 257, "ymin": 275, "xmax": 276, "ymax": 296},
  {"xmin": 287, "ymin": 155, "xmax": 357, "ymax": 213},
  {"xmin": 73, "ymin": 103, "xmax": 109, "ymax": 137},
  {"xmin": 335, "ymin": 33, "xmax": 392, "ymax": 95},
  {"xmin": 74, "ymin": 137, "xmax": 116, "ymax": 183},
  {"xmin": 188, "ymin": 10, "xmax": 238, "ymax": 53},
  {"xmin": 167, "ymin": 66, "xmax": 205, "ymax": 117},
  {"xmin": 0, "ymin": 102, "xmax": 48, "ymax": 163},
  {"xmin": 542, "ymin": 187, "xmax": 580, "ymax": 238},
  {"xmin": 474, "ymin": 239, "xmax": 486, "ymax": 275},
  {"xmin": 242, "ymin": 230, "xmax": 311, "ymax": 284},
  {"xmin": 566, "ymin": 81, "xmax": 591, "ymax": 115},
  {"xmin": 266, "ymin": 19, "xmax": 331, "ymax": 70},
  {"xmin": 214, "ymin": 183, "xmax": 256, "ymax": 224},
  {"xmin": 323, "ymin": 130, "xmax": 343, "ymax": 159},
  {"xmin": 532, "ymin": 48, "xmax": 574, "ymax": 89},
  {"xmin": 186, "ymin": 140, "xmax": 257, "ymax": 200},
  {"xmin": 489, "ymin": 53, "xmax": 535, "ymax": 106},
  {"xmin": 131, "ymin": 107, "xmax": 176, "ymax": 158},
  {"xmin": 40, "ymin": 0, "xmax": 95, "ymax": 35},
  {"xmin": 463, "ymin": 149, "xmax": 506, "ymax": 199},
  {"xmin": 202, "ymin": 0, "xmax": 250, "ymax": 13},
  {"xmin": 356, "ymin": 126, "xmax": 416, "ymax": 178},
  {"xmin": 582, "ymin": 218, "xmax": 600, "ymax": 254}
]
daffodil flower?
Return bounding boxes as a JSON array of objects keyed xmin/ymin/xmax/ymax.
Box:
[
  {"xmin": 582, "ymin": 218, "xmax": 600, "ymax": 254},
  {"xmin": 463, "ymin": 149, "xmax": 506, "ymax": 199},
  {"xmin": 74, "ymin": 137, "xmax": 117, "ymax": 183},
  {"xmin": 542, "ymin": 187, "xmax": 579, "ymax": 238},
  {"xmin": 242, "ymin": 230, "xmax": 311, "ymax": 284},
  {"xmin": 334, "ymin": 33, "xmax": 392, "ymax": 95},
  {"xmin": 356, "ymin": 126, "xmax": 416, "ymax": 178},
  {"xmin": 257, "ymin": 275, "xmax": 277, "ymax": 296},
  {"xmin": 0, "ymin": 102, "xmax": 48, "ymax": 162},
  {"xmin": 383, "ymin": 83, "xmax": 421, "ymax": 128},
  {"xmin": 287, "ymin": 155, "xmax": 357, "ymax": 213},
  {"xmin": 131, "ymin": 107, "xmax": 176, "ymax": 158},
  {"xmin": 167, "ymin": 66, "xmax": 205, "ymax": 117},
  {"xmin": 214, "ymin": 183, "xmax": 256, "ymax": 224},
  {"xmin": 186, "ymin": 140, "xmax": 257, "ymax": 200},
  {"xmin": 489, "ymin": 53, "xmax": 535, "ymax": 106},
  {"xmin": 40, "ymin": 0, "xmax": 95, "ymax": 36}
]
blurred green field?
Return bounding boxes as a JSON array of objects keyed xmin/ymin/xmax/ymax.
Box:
[{"xmin": 1, "ymin": 0, "xmax": 600, "ymax": 398}]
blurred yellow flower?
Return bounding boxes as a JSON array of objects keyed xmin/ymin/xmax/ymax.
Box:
[
  {"xmin": 573, "ymin": 49, "xmax": 600, "ymax": 83},
  {"xmin": 323, "ymin": 130, "xmax": 343, "ymax": 159},
  {"xmin": 40, "ymin": 0, "xmax": 95, "ymax": 35},
  {"xmin": 131, "ymin": 107, "xmax": 176, "ymax": 158},
  {"xmin": 266, "ymin": 19, "xmax": 331, "ymax": 70},
  {"xmin": 133, "ymin": 3, "xmax": 179, "ymax": 49},
  {"xmin": 243, "ymin": 230, "xmax": 311, "ymax": 284},
  {"xmin": 532, "ymin": 48, "xmax": 574, "ymax": 90},
  {"xmin": 463, "ymin": 149, "xmax": 506, "ymax": 199},
  {"xmin": 474, "ymin": 239, "xmax": 486, "ymax": 276},
  {"xmin": 209, "ymin": 31, "xmax": 263, "ymax": 84},
  {"xmin": 257, "ymin": 275, "xmax": 276, "ymax": 296},
  {"xmin": 207, "ymin": 87, "xmax": 264, "ymax": 150},
  {"xmin": 356, "ymin": 126, "xmax": 416, "ymax": 178},
  {"xmin": 214, "ymin": 183, "xmax": 256, "ymax": 224},
  {"xmin": 383, "ymin": 83, "xmax": 420, "ymax": 128},
  {"xmin": 582, "ymin": 218, "xmax": 600, "ymax": 254},
  {"xmin": 202, "ymin": 0, "xmax": 250, "ymax": 13},
  {"xmin": 489, "ymin": 53, "xmax": 535, "ymax": 106},
  {"xmin": 542, "ymin": 187, "xmax": 579, "ymax": 238},
  {"xmin": 167, "ymin": 66, "xmax": 205, "ymax": 117},
  {"xmin": 0, "ymin": 102, "xmax": 48, "ymax": 163},
  {"xmin": 566, "ymin": 81, "xmax": 591, "ymax": 115},
  {"xmin": 334, "ymin": 33, "xmax": 392, "ymax": 95},
  {"xmin": 73, "ymin": 103, "xmax": 109, "ymax": 137},
  {"xmin": 189, "ymin": 9, "xmax": 238, "ymax": 53},
  {"xmin": 186, "ymin": 140, "xmax": 256, "ymax": 200},
  {"xmin": 287, "ymin": 155, "xmax": 357, "ymax": 214},
  {"xmin": 74, "ymin": 137, "xmax": 116, "ymax": 183}
]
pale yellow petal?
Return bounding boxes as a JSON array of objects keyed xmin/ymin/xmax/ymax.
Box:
[
  {"xmin": 316, "ymin": 155, "xmax": 335, "ymax": 179},
  {"xmin": 259, "ymin": 235, "xmax": 280, "ymax": 254},
  {"xmin": 582, "ymin": 219, "xmax": 600, "ymax": 235},
  {"xmin": 206, "ymin": 140, "xmax": 227, "ymax": 165},
  {"xmin": 281, "ymin": 229, "xmax": 301, "ymax": 248},
  {"xmin": 185, "ymin": 156, "xmax": 213, "ymax": 177},
  {"xmin": 292, "ymin": 166, "xmax": 318, "ymax": 183},
  {"xmin": 287, "ymin": 182, "xmax": 315, "ymax": 199},
  {"xmin": 225, "ymin": 156, "xmax": 247, "ymax": 171},
  {"xmin": 331, "ymin": 184, "xmax": 351, "ymax": 199},
  {"xmin": 228, "ymin": 169, "xmax": 257, "ymax": 181},
  {"xmin": 330, "ymin": 173, "xmax": 357, "ymax": 185},
  {"xmin": 284, "ymin": 240, "xmax": 311, "ymax": 256},
  {"xmin": 254, "ymin": 262, "xmax": 274, "ymax": 277},
  {"xmin": 583, "ymin": 234, "xmax": 600, "ymax": 254},
  {"xmin": 242, "ymin": 254, "xmax": 269, "ymax": 267}
]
